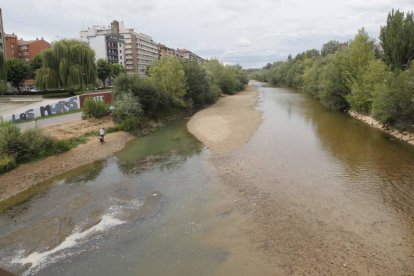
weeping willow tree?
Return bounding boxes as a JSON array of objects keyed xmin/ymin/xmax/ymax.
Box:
[{"xmin": 36, "ymin": 39, "xmax": 96, "ymax": 93}]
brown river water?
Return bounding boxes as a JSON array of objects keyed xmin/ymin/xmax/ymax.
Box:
[{"xmin": 0, "ymin": 82, "xmax": 413, "ymax": 275}]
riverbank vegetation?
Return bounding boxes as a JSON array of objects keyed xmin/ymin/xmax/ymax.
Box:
[
  {"xmin": 251, "ymin": 9, "xmax": 414, "ymax": 130},
  {"xmin": 0, "ymin": 122, "xmax": 88, "ymax": 173},
  {"xmin": 112, "ymin": 57, "xmax": 248, "ymax": 134}
]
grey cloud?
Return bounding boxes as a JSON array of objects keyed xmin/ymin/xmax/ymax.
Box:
[{"xmin": 2, "ymin": 0, "xmax": 412, "ymax": 68}]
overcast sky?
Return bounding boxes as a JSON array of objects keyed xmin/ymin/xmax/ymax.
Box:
[{"xmin": 2, "ymin": 0, "xmax": 413, "ymax": 68}]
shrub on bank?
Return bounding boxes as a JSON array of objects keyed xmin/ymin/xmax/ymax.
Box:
[
  {"xmin": 82, "ymin": 98, "xmax": 110, "ymax": 119},
  {"xmin": 0, "ymin": 122, "xmax": 28, "ymax": 162},
  {"xmin": 20, "ymin": 127, "xmax": 55, "ymax": 159},
  {"xmin": 0, "ymin": 155, "xmax": 16, "ymax": 174},
  {"xmin": 117, "ymin": 116, "xmax": 151, "ymax": 135},
  {"xmin": 0, "ymin": 122, "xmax": 90, "ymax": 174},
  {"xmin": 112, "ymin": 92, "xmax": 142, "ymax": 122}
]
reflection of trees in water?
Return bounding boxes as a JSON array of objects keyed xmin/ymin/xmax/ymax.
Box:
[
  {"xmin": 116, "ymin": 120, "xmax": 203, "ymax": 175},
  {"xmin": 117, "ymin": 145, "xmax": 203, "ymax": 175},
  {"xmin": 300, "ymin": 94, "xmax": 414, "ymax": 217},
  {"xmin": 118, "ymin": 141, "xmax": 202, "ymax": 174},
  {"xmin": 64, "ymin": 161, "xmax": 106, "ymax": 184}
]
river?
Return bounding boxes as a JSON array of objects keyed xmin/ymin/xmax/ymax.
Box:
[{"xmin": 0, "ymin": 82, "xmax": 413, "ymax": 275}]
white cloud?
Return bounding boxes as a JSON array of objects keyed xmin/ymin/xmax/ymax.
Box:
[{"xmin": 1, "ymin": 0, "xmax": 411, "ymax": 68}]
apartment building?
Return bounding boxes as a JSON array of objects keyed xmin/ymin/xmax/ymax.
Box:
[
  {"xmin": 4, "ymin": 33, "xmax": 17, "ymax": 59},
  {"xmin": 136, "ymin": 33, "xmax": 159, "ymax": 75},
  {"xmin": 176, "ymin": 48, "xmax": 204, "ymax": 63},
  {"xmin": 84, "ymin": 33, "xmax": 125, "ymax": 66},
  {"xmin": 4, "ymin": 34, "xmax": 50, "ymax": 61},
  {"xmin": 81, "ymin": 20, "xmax": 159, "ymax": 76},
  {"xmin": 159, "ymin": 44, "xmax": 179, "ymax": 58},
  {"xmin": 159, "ymin": 44, "xmax": 204, "ymax": 64},
  {"xmin": 0, "ymin": 8, "xmax": 6, "ymax": 56}
]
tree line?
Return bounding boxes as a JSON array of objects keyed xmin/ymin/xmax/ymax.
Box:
[
  {"xmin": 112, "ymin": 57, "xmax": 248, "ymax": 133},
  {"xmin": 251, "ymin": 10, "xmax": 414, "ymax": 130}
]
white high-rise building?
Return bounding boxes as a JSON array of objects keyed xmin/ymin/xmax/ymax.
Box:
[{"xmin": 81, "ymin": 20, "xmax": 159, "ymax": 76}]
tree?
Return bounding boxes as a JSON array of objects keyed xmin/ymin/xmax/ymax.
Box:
[
  {"xmin": 380, "ymin": 10, "xmax": 414, "ymax": 70},
  {"xmin": 0, "ymin": 50, "xmax": 6, "ymax": 81},
  {"xmin": 318, "ymin": 51, "xmax": 350, "ymax": 110},
  {"xmin": 111, "ymin": 63, "xmax": 124, "ymax": 78},
  {"xmin": 181, "ymin": 60, "xmax": 212, "ymax": 108},
  {"xmin": 372, "ymin": 64, "xmax": 414, "ymax": 127},
  {"xmin": 347, "ymin": 60, "xmax": 388, "ymax": 114},
  {"xmin": 6, "ymin": 59, "xmax": 31, "ymax": 92},
  {"xmin": 149, "ymin": 57, "xmax": 187, "ymax": 107},
  {"xmin": 0, "ymin": 50, "xmax": 7, "ymax": 94},
  {"xmin": 35, "ymin": 39, "xmax": 96, "ymax": 93},
  {"xmin": 29, "ymin": 54, "xmax": 43, "ymax": 78},
  {"xmin": 114, "ymin": 73, "xmax": 161, "ymax": 116},
  {"xmin": 321, "ymin": 40, "xmax": 342, "ymax": 57},
  {"xmin": 97, "ymin": 59, "xmax": 112, "ymax": 88}
]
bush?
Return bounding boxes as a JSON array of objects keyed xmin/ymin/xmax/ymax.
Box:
[
  {"xmin": 114, "ymin": 74, "xmax": 161, "ymax": 116},
  {"xmin": 0, "ymin": 155, "xmax": 16, "ymax": 174},
  {"xmin": 20, "ymin": 127, "xmax": 55, "ymax": 159},
  {"xmin": 112, "ymin": 92, "xmax": 142, "ymax": 122},
  {"xmin": 118, "ymin": 116, "xmax": 151, "ymax": 135},
  {"xmin": 0, "ymin": 122, "xmax": 29, "ymax": 162},
  {"xmin": 82, "ymin": 98, "xmax": 110, "ymax": 118},
  {"xmin": 52, "ymin": 140, "xmax": 74, "ymax": 154}
]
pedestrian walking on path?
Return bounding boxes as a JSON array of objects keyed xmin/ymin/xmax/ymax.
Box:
[{"xmin": 99, "ymin": 127, "xmax": 105, "ymax": 144}]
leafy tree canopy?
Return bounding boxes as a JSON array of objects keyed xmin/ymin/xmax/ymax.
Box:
[
  {"xmin": 380, "ymin": 9, "xmax": 414, "ymax": 70},
  {"xmin": 6, "ymin": 59, "xmax": 31, "ymax": 92},
  {"xmin": 35, "ymin": 39, "xmax": 96, "ymax": 92}
]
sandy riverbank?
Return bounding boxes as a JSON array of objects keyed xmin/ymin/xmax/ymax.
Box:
[
  {"xmin": 43, "ymin": 116, "xmax": 116, "ymax": 140},
  {"xmin": 187, "ymin": 85, "xmax": 262, "ymax": 154},
  {"xmin": 0, "ymin": 131, "xmax": 134, "ymax": 207}
]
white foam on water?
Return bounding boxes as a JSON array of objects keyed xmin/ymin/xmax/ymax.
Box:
[{"xmin": 11, "ymin": 214, "xmax": 124, "ymax": 275}]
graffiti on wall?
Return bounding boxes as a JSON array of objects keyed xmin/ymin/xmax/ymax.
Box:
[{"xmin": 3, "ymin": 92, "xmax": 113, "ymax": 123}]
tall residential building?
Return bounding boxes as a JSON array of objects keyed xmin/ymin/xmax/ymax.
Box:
[
  {"xmin": 0, "ymin": 8, "xmax": 6, "ymax": 56},
  {"xmin": 4, "ymin": 34, "xmax": 50, "ymax": 61},
  {"xmin": 176, "ymin": 48, "xmax": 204, "ymax": 63},
  {"xmin": 81, "ymin": 20, "xmax": 159, "ymax": 76},
  {"xmin": 159, "ymin": 44, "xmax": 180, "ymax": 59},
  {"xmin": 136, "ymin": 33, "xmax": 159, "ymax": 75},
  {"xmin": 159, "ymin": 44, "xmax": 204, "ymax": 63},
  {"xmin": 84, "ymin": 33, "xmax": 125, "ymax": 66}
]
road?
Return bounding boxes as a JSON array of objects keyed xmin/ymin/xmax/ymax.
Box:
[{"xmin": 18, "ymin": 112, "xmax": 83, "ymax": 130}]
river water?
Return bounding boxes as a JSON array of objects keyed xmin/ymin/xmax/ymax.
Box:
[{"xmin": 1, "ymin": 82, "xmax": 413, "ymax": 275}]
